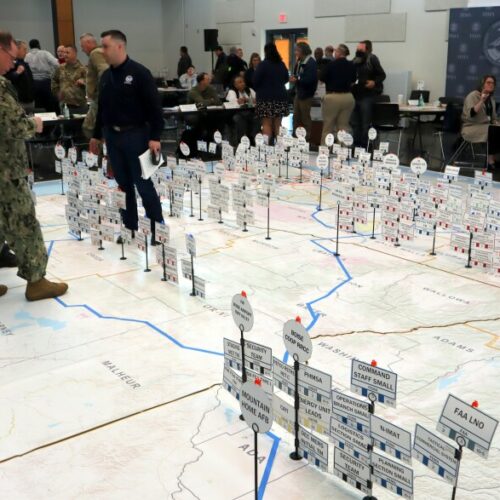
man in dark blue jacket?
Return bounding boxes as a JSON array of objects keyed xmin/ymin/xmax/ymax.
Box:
[
  {"xmin": 90, "ymin": 30, "xmax": 164, "ymax": 241},
  {"xmin": 290, "ymin": 42, "xmax": 317, "ymax": 140}
]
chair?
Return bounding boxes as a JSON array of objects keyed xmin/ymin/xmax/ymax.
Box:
[
  {"xmin": 410, "ymin": 90, "xmax": 430, "ymax": 103},
  {"xmin": 372, "ymin": 103, "xmax": 403, "ymax": 156},
  {"xmin": 487, "ymin": 124, "xmax": 500, "ymax": 157},
  {"xmin": 433, "ymin": 99, "xmax": 463, "ymax": 167}
]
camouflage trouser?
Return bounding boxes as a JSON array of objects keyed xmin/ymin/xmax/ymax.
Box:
[{"xmin": 0, "ymin": 178, "xmax": 48, "ymax": 282}]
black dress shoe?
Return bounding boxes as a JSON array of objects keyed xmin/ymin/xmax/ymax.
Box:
[{"xmin": 0, "ymin": 245, "xmax": 17, "ymax": 268}]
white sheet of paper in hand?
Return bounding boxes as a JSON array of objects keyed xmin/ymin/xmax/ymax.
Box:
[{"xmin": 139, "ymin": 149, "xmax": 164, "ymax": 179}]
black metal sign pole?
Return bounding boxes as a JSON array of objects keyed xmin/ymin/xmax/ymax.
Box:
[
  {"xmin": 285, "ymin": 148, "xmax": 289, "ymax": 180},
  {"xmin": 218, "ymin": 207, "xmax": 223, "ymax": 224},
  {"xmin": 253, "ymin": 424, "xmax": 259, "ymax": 500},
  {"xmin": 451, "ymin": 440, "xmax": 464, "ymax": 500},
  {"xmin": 198, "ymin": 177, "xmax": 204, "ymax": 221},
  {"xmin": 190, "ymin": 252, "xmax": 195, "ymax": 296},
  {"xmin": 290, "ymin": 355, "xmax": 302, "ymax": 461},
  {"xmin": 144, "ymin": 238, "xmax": 151, "ymax": 272},
  {"xmin": 169, "ymin": 187, "xmax": 174, "ymax": 217},
  {"xmin": 363, "ymin": 392, "xmax": 378, "ymax": 500},
  {"xmin": 120, "ymin": 230, "xmax": 126, "ymax": 260},
  {"xmin": 239, "ymin": 324, "xmax": 247, "ymax": 421},
  {"xmin": 465, "ymin": 232, "xmax": 473, "ymax": 269},
  {"xmin": 430, "ymin": 222, "xmax": 437, "ymax": 256},
  {"xmin": 318, "ymin": 169, "xmax": 323, "ymax": 211},
  {"xmin": 371, "ymin": 205, "xmax": 376, "ymax": 240},
  {"xmin": 335, "ymin": 202, "xmax": 340, "ymax": 257},
  {"xmin": 266, "ymin": 189, "xmax": 271, "ymax": 240},
  {"xmin": 161, "ymin": 243, "xmax": 167, "ymax": 281},
  {"xmin": 97, "ymin": 200, "xmax": 104, "ymax": 250},
  {"xmin": 189, "ymin": 173, "xmax": 194, "ymax": 217}
]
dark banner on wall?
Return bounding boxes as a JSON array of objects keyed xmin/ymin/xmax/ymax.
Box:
[{"xmin": 446, "ymin": 7, "xmax": 500, "ymax": 99}]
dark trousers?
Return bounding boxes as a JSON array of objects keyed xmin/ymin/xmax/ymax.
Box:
[
  {"xmin": 33, "ymin": 78, "xmax": 58, "ymax": 113},
  {"xmin": 351, "ymin": 95, "xmax": 375, "ymax": 147},
  {"xmin": 103, "ymin": 126, "xmax": 163, "ymax": 232}
]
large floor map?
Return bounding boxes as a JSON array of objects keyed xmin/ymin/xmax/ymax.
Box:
[{"xmin": 0, "ymin": 170, "xmax": 499, "ymax": 499}]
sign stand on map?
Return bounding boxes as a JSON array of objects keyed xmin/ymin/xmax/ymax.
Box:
[
  {"xmin": 231, "ymin": 291, "xmax": 254, "ymax": 419},
  {"xmin": 138, "ymin": 216, "xmax": 152, "ymax": 272},
  {"xmin": 54, "ymin": 143, "xmax": 66, "ymax": 195},
  {"xmin": 283, "ymin": 316, "xmax": 312, "ymax": 461},
  {"xmin": 324, "ymin": 132, "xmax": 335, "ymax": 178},
  {"xmin": 197, "ymin": 175, "xmax": 204, "ymax": 221},
  {"xmin": 186, "ymin": 233, "xmax": 197, "ymax": 296},
  {"xmin": 265, "ymin": 187, "xmax": 271, "ymax": 240},
  {"xmin": 437, "ymin": 395, "xmax": 498, "ymax": 500},
  {"xmin": 335, "ymin": 202, "xmax": 340, "ymax": 256},
  {"xmin": 156, "ymin": 222, "xmax": 170, "ymax": 282},
  {"xmin": 316, "ymin": 154, "xmax": 328, "ymax": 211},
  {"xmin": 239, "ymin": 379, "xmax": 273, "ymax": 500},
  {"xmin": 367, "ymin": 127, "xmax": 377, "ymax": 152},
  {"xmin": 351, "ymin": 359, "xmax": 401, "ymax": 500}
]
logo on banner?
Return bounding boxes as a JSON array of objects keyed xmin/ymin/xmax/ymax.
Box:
[{"xmin": 483, "ymin": 21, "xmax": 500, "ymax": 66}]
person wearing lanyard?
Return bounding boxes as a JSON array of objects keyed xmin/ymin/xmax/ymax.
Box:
[
  {"xmin": 89, "ymin": 30, "xmax": 164, "ymax": 242},
  {"xmin": 319, "ymin": 44, "xmax": 356, "ymax": 146}
]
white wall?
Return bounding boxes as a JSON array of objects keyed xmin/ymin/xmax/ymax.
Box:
[
  {"xmin": 1, "ymin": 0, "xmax": 54, "ymax": 52},
  {"xmin": 173, "ymin": 0, "xmax": 456, "ymax": 100},
  {"xmin": 72, "ymin": 0, "xmax": 165, "ymax": 75}
]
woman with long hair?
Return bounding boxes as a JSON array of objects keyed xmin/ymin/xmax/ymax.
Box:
[
  {"xmin": 244, "ymin": 52, "xmax": 261, "ymax": 90},
  {"xmin": 252, "ymin": 43, "xmax": 289, "ymax": 142}
]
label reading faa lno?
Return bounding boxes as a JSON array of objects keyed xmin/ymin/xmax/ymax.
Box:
[
  {"xmin": 351, "ymin": 359, "xmax": 398, "ymax": 407},
  {"xmin": 437, "ymin": 394, "xmax": 498, "ymax": 458}
]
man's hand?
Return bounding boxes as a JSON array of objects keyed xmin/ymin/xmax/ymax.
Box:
[
  {"xmin": 33, "ymin": 116, "xmax": 43, "ymax": 133},
  {"xmin": 16, "ymin": 65, "xmax": 25, "ymax": 75},
  {"xmin": 480, "ymin": 92, "xmax": 489, "ymax": 102},
  {"xmin": 365, "ymin": 80, "xmax": 375, "ymax": 89},
  {"xmin": 148, "ymin": 140, "xmax": 161, "ymax": 156},
  {"xmin": 289, "ymin": 76, "xmax": 297, "ymax": 84},
  {"xmin": 76, "ymin": 78, "xmax": 85, "ymax": 86},
  {"xmin": 89, "ymin": 138, "xmax": 101, "ymax": 155}
]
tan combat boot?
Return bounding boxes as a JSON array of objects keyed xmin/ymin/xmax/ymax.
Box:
[
  {"xmin": 25, "ymin": 278, "xmax": 68, "ymax": 301},
  {"xmin": 0, "ymin": 284, "xmax": 7, "ymax": 297}
]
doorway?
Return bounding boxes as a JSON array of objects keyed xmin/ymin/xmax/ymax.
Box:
[{"xmin": 265, "ymin": 28, "xmax": 309, "ymax": 70}]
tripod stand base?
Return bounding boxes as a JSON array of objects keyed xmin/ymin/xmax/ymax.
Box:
[{"xmin": 289, "ymin": 451, "xmax": 302, "ymax": 461}]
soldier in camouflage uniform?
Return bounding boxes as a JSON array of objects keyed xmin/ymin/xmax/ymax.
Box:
[
  {"xmin": 80, "ymin": 33, "xmax": 109, "ymax": 139},
  {"xmin": 0, "ymin": 30, "xmax": 68, "ymax": 300},
  {"xmin": 51, "ymin": 45, "xmax": 87, "ymax": 112}
]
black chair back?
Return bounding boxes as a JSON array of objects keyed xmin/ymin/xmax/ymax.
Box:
[
  {"xmin": 488, "ymin": 125, "xmax": 500, "ymax": 155},
  {"xmin": 410, "ymin": 90, "xmax": 430, "ymax": 102},
  {"xmin": 374, "ymin": 94, "xmax": 390, "ymax": 103},
  {"xmin": 373, "ymin": 103, "xmax": 400, "ymax": 128}
]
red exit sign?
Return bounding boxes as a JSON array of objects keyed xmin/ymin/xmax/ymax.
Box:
[{"xmin": 279, "ymin": 12, "xmax": 287, "ymax": 23}]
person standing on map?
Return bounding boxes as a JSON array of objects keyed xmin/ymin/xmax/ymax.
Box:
[
  {"xmin": 89, "ymin": 30, "xmax": 164, "ymax": 242},
  {"xmin": 0, "ymin": 30, "xmax": 68, "ymax": 301}
]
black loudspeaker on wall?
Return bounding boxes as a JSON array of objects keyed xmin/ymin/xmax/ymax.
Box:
[{"xmin": 204, "ymin": 29, "xmax": 219, "ymax": 51}]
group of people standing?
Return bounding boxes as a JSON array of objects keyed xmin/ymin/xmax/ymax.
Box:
[{"xmin": 290, "ymin": 39, "xmax": 386, "ymax": 147}]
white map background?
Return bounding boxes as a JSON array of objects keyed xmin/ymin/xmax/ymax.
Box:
[{"xmin": 0, "ymin": 172, "xmax": 499, "ymax": 499}]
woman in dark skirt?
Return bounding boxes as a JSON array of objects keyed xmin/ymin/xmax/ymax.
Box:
[{"xmin": 253, "ymin": 42, "xmax": 289, "ymax": 143}]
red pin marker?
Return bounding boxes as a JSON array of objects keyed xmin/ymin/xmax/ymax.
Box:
[
  {"xmin": 371, "ymin": 360, "xmax": 377, "ymax": 367},
  {"xmin": 295, "ymin": 316, "xmax": 301, "ymax": 323},
  {"xmin": 254, "ymin": 377, "xmax": 262, "ymax": 386},
  {"xmin": 241, "ymin": 290, "xmax": 247, "ymax": 298},
  {"xmin": 472, "ymin": 400, "xmax": 479, "ymax": 408}
]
